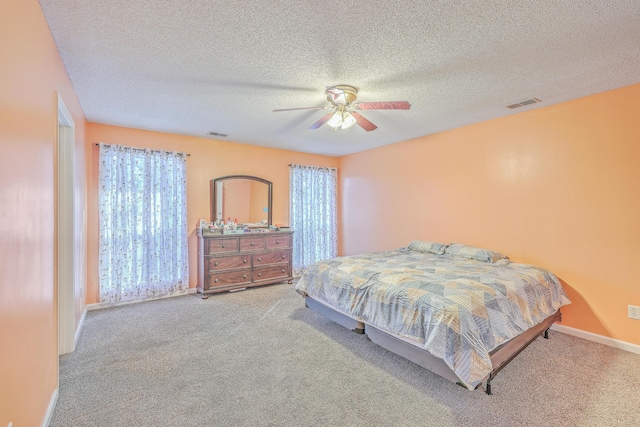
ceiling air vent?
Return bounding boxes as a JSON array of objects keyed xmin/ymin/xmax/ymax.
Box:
[
  {"xmin": 207, "ymin": 131, "xmax": 228, "ymax": 137},
  {"xmin": 506, "ymin": 98, "xmax": 541, "ymax": 109}
]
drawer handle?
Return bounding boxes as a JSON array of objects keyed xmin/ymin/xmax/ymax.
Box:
[
  {"xmin": 214, "ymin": 262, "xmax": 219, "ymax": 266},
  {"xmin": 221, "ymin": 244, "xmax": 225, "ymax": 248},
  {"xmin": 276, "ymin": 240, "xmax": 280, "ymax": 244},
  {"xmin": 250, "ymin": 242, "xmax": 254, "ymax": 246},
  {"xmin": 214, "ymin": 279, "xmax": 219, "ymax": 283},
  {"xmin": 281, "ymin": 255, "xmax": 285, "ymax": 259},
  {"xmin": 257, "ymin": 273, "xmax": 261, "ymax": 277},
  {"xmin": 257, "ymin": 257, "xmax": 261, "ymax": 262},
  {"xmin": 281, "ymin": 269, "xmax": 285, "ymax": 273},
  {"xmin": 243, "ymin": 274, "xmax": 247, "ymax": 279},
  {"xmin": 243, "ymin": 259, "xmax": 247, "ymax": 263}
]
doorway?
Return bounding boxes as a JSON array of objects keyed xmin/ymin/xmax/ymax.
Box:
[{"xmin": 57, "ymin": 94, "xmax": 76, "ymax": 355}]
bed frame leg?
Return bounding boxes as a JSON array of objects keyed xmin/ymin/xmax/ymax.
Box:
[
  {"xmin": 485, "ymin": 379, "xmax": 492, "ymax": 395},
  {"xmin": 543, "ymin": 329, "xmax": 549, "ymax": 339}
]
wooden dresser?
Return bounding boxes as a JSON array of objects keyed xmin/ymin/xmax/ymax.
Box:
[{"xmin": 197, "ymin": 229, "xmax": 294, "ymax": 296}]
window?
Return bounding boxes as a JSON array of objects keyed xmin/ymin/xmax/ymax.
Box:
[
  {"xmin": 289, "ymin": 164, "xmax": 337, "ymax": 275},
  {"xmin": 98, "ymin": 143, "xmax": 188, "ymax": 302}
]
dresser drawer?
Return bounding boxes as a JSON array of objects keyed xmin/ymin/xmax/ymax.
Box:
[
  {"xmin": 206, "ymin": 238, "xmax": 238, "ymax": 254},
  {"xmin": 207, "ymin": 269, "xmax": 252, "ymax": 289},
  {"xmin": 254, "ymin": 265, "xmax": 290, "ymax": 282},
  {"xmin": 239, "ymin": 236, "xmax": 266, "ymax": 251},
  {"xmin": 266, "ymin": 234, "xmax": 291, "ymax": 249},
  {"xmin": 253, "ymin": 250, "xmax": 290, "ymax": 266},
  {"xmin": 206, "ymin": 254, "xmax": 250, "ymax": 271}
]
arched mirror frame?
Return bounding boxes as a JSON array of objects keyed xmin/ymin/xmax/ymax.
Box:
[{"xmin": 210, "ymin": 175, "xmax": 273, "ymax": 226}]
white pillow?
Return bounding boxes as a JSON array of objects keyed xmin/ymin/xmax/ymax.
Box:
[
  {"xmin": 408, "ymin": 240, "xmax": 448, "ymax": 255},
  {"xmin": 445, "ymin": 243, "xmax": 509, "ymax": 263}
]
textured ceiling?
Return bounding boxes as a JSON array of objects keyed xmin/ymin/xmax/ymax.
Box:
[{"xmin": 39, "ymin": 1, "xmax": 640, "ymax": 156}]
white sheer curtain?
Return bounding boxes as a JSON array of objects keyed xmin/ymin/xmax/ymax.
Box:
[
  {"xmin": 289, "ymin": 164, "xmax": 337, "ymax": 275},
  {"xmin": 98, "ymin": 143, "xmax": 189, "ymax": 302}
]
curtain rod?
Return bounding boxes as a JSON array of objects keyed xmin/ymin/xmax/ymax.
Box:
[
  {"xmin": 289, "ymin": 164, "xmax": 336, "ymax": 170},
  {"xmin": 94, "ymin": 143, "xmax": 190, "ymax": 156}
]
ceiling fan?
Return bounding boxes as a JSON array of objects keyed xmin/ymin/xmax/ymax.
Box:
[{"xmin": 273, "ymin": 85, "xmax": 411, "ymax": 132}]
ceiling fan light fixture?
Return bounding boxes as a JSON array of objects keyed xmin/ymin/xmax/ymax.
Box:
[
  {"xmin": 326, "ymin": 111, "xmax": 343, "ymax": 129},
  {"xmin": 327, "ymin": 110, "xmax": 356, "ymax": 130},
  {"xmin": 341, "ymin": 111, "xmax": 356, "ymax": 129}
]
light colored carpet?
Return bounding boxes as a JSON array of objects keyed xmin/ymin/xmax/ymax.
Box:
[{"xmin": 51, "ymin": 283, "xmax": 640, "ymax": 426}]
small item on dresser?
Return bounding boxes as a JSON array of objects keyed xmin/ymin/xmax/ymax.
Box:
[{"xmin": 225, "ymin": 218, "xmax": 236, "ymax": 230}]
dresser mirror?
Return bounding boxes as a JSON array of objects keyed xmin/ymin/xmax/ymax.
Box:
[{"xmin": 211, "ymin": 175, "xmax": 272, "ymax": 226}]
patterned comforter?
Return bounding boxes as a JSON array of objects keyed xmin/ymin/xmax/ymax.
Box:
[{"xmin": 295, "ymin": 247, "xmax": 571, "ymax": 389}]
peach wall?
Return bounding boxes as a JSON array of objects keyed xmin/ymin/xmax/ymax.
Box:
[
  {"xmin": 0, "ymin": 1, "xmax": 87, "ymax": 426},
  {"xmin": 339, "ymin": 84, "xmax": 640, "ymax": 346},
  {"xmin": 85, "ymin": 123, "xmax": 338, "ymax": 304}
]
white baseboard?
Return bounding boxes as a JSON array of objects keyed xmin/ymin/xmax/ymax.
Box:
[
  {"xmin": 87, "ymin": 287, "xmax": 198, "ymax": 311},
  {"xmin": 42, "ymin": 388, "xmax": 58, "ymax": 427},
  {"xmin": 551, "ymin": 324, "xmax": 640, "ymax": 355},
  {"xmin": 74, "ymin": 307, "xmax": 87, "ymax": 347}
]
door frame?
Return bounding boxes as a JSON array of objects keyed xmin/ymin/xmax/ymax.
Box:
[{"xmin": 57, "ymin": 93, "xmax": 76, "ymax": 356}]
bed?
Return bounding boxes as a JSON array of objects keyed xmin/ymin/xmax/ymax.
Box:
[{"xmin": 295, "ymin": 241, "xmax": 571, "ymax": 394}]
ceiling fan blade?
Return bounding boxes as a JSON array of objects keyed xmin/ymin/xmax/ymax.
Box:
[
  {"xmin": 273, "ymin": 106, "xmax": 327, "ymax": 112},
  {"xmin": 351, "ymin": 112, "xmax": 378, "ymax": 132},
  {"xmin": 354, "ymin": 101, "xmax": 411, "ymax": 110},
  {"xmin": 308, "ymin": 113, "xmax": 334, "ymax": 130}
]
